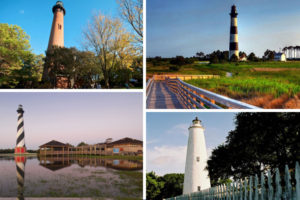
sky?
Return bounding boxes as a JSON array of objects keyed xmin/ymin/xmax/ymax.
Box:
[
  {"xmin": 0, "ymin": 92, "xmax": 142, "ymax": 150},
  {"xmin": 0, "ymin": 0, "xmax": 121, "ymax": 55},
  {"xmin": 147, "ymin": 0, "xmax": 300, "ymax": 57},
  {"xmin": 147, "ymin": 112, "xmax": 237, "ymax": 176}
]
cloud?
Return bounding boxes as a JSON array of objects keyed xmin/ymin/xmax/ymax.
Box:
[
  {"xmin": 166, "ymin": 123, "xmax": 189, "ymax": 136},
  {"xmin": 19, "ymin": 10, "xmax": 25, "ymax": 14},
  {"xmin": 147, "ymin": 145, "xmax": 187, "ymax": 175},
  {"xmin": 147, "ymin": 144, "xmax": 213, "ymax": 176}
]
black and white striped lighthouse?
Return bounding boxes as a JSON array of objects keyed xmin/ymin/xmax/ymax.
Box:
[
  {"xmin": 15, "ymin": 105, "xmax": 26, "ymax": 154},
  {"xmin": 229, "ymin": 5, "xmax": 239, "ymax": 60}
]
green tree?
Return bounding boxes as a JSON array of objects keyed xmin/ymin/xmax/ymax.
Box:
[
  {"xmin": 161, "ymin": 173, "xmax": 184, "ymax": 198},
  {"xmin": 0, "ymin": 23, "xmax": 35, "ymax": 87},
  {"xmin": 43, "ymin": 46, "xmax": 99, "ymax": 88},
  {"xmin": 230, "ymin": 54, "xmax": 238, "ymax": 62},
  {"xmin": 263, "ymin": 49, "xmax": 276, "ymax": 60},
  {"xmin": 146, "ymin": 172, "xmax": 164, "ymax": 200},
  {"xmin": 77, "ymin": 142, "xmax": 88, "ymax": 147},
  {"xmin": 207, "ymin": 113, "xmax": 300, "ymax": 183},
  {"xmin": 247, "ymin": 52, "xmax": 257, "ymax": 61}
]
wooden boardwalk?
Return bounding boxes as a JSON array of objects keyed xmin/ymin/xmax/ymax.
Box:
[{"xmin": 147, "ymin": 81, "xmax": 187, "ymax": 109}]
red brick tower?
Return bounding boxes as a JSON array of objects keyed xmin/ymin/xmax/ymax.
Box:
[{"xmin": 47, "ymin": 1, "xmax": 66, "ymax": 50}]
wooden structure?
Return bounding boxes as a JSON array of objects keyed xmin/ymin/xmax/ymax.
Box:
[
  {"xmin": 146, "ymin": 75, "xmax": 259, "ymax": 109},
  {"xmin": 167, "ymin": 162, "xmax": 300, "ymax": 200},
  {"xmin": 39, "ymin": 138, "xmax": 143, "ymax": 156}
]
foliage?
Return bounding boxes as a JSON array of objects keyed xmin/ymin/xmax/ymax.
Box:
[
  {"xmin": 43, "ymin": 46, "xmax": 99, "ymax": 88},
  {"xmin": 247, "ymin": 52, "xmax": 258, "ymax": 61},
  {"xmin": 229, "ymin": 54, "xmax": 238, "ymax": 62},
  {"xmin": 83, "ymin": 13, "xmax": 138, "ymax": 88},
  {"xmin": 0, "ymin": 23, "xmax": 43, "ymax": 88},
  {"xmin": 146, "ymin": 172, "xmax": 184, "ymax": 200},
  {"xmin": 207, "ymin": 113, "xmax": 300, "ymax": 183},
  {"xmin": 77, "ymin": 142, "xmax": 88, "ymax": 147},
  {"xmin": 263, "ymin": 49, "xmax": 276, "ymax": 60}
]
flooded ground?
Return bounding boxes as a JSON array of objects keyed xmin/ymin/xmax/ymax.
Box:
[{"xmin": 0, "ymin": 156, "xmax": 142, "ymax": 199}]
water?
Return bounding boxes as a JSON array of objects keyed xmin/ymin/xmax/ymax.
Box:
[{"xmin": 0, "ymin": 156, "xmax": 143, "ymax": 199}]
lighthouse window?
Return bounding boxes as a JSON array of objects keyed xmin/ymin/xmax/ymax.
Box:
[
  {"xmin": 58, "ymin": 24, "xmax": 62, "ymax": 30},
  {"xmin": 196, "ymin": 157, "xmax": 200, "ymax": 162},
  {"xmin": 198, "ymin": 186, "xmax": 201, "ymax": 191}
]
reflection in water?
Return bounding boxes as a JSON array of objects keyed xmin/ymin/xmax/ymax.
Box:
[
  {"xmin": 0, "ymin": 156, "xmax": 142, "ymax": 198},
  {"xmin": 38, "ymin": 156, "xmax": 143, "ymax": 171},
  {"xmin": 15, "ymin": 156, "xmax": 26, "ymax": 200}
]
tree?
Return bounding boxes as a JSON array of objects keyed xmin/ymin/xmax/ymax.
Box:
[
  {"xmin": 77, "ymin": 142, "xmax": 88, "ymax": 147},
  {"xmin": 83, "ymin": 13, "xmax": 137, "ymax": 88},
  {"xmin": 117, "ymin": 0, "xmax": 143, "ymax": 46},
  {"xmin": 43, "ymin": 47, "xmax": 99, "ymax": 88},
  {"xmin": 263, "ymin": 49, "xmax": 276, "ymax": 60},
  {"xmin": 230, "ymin": 54, "xmax": 238, "ymax": 62},
  {"xmin": 196, "ymin": 52, "xmax": 205, "ymax": 60},
  {"xmin": 247, "ymin": 52, "xmax": 257, "ymax": 61},
  {"xmin": 207, "ymin": 113, "xmax": 300, "ymax": 183},
  {"xmin": 146, "ymin": 172, "xmax": 164, "ymax": 200},
  {"xmin": 0, "ymin": 23, "xmax": 34, "ymax": 87},
  {"xmin": 161, "ymin": 173, "xmax": 184, "ymax": 198}
]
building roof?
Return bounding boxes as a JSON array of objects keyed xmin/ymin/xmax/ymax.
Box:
[
  {"xmin": 39, "ymin": 140, "xmax": 70, "ymax": 148},
  {"xmin": 109, "ymin": 137, "xmax": 143, "ymax": 145},
  {"xmin": 275, "ymin": 53, "xmax": 285, "ymax": 56}
]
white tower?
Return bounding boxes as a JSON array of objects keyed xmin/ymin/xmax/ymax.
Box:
[{"xmin": 183, "ymin": 117, "xmax": 211, "ymax": 194}]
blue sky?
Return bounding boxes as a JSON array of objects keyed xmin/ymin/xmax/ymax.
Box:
[
  {"xmin": 0, "ymin": 0, "xmax": 121, "ymax": 55},
  {"xmin": 147, "ymin": 112, "xmax": 236, "ymax": 175},
  {"xmin": 147, "ymin": 0, "xmax": 300, "ymax": 57},
  {"xmin": 0, "ymin": 92, "xmax": 142, "ymax": 149}
]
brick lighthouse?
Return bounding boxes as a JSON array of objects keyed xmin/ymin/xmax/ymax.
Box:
[
  {"xmin": 47, "ymin": 1, "xmax": 66, "ymax": 50},
  {"xmin": 15, "ymin": 105, "xmax": 26, "ymax": 154},
  {"xmin": 229, "ymin": 5, "xmax": 239, "ymax": 60},
  {"xmin": 183, "ymin": 117, "xmax": 211, "ymax": 194}
]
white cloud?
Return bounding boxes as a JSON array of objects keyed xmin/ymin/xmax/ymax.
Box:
[
  {"xmin": 147, "ymin": 145, "xmax": 187, "ymax": 175},
  {"xmin": 19, "ymin": 10, "xmax": 24, "ymax": 14},
  {"xmin": 166, "ymin": 123, "xmax": 189, "ymax": 136}
]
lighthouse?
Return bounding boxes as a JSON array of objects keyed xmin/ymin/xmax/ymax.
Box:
[
  {"xmin": 229, "ymin": 5, "xmax": 239, "ymax": 60},
  {"xmin": 15, "ymin": 105, "xmax": 26, "ymax": 154},
  {"xmin": 47, "ymin": 1, "xmax": 66, "ymax": 50},
  {"xmin": 183, "ymin": 117, "xmax": 211, "ymax": 194}
]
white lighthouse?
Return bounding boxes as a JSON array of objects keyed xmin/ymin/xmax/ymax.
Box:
[{"xmin": 183, "ymin": 117, "xmax": 211, "ymax": 194}]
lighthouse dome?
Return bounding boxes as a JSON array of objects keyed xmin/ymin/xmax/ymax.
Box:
[{"xmin": 52, "ymin": 1, "xmax": 66, "ymax": 15}]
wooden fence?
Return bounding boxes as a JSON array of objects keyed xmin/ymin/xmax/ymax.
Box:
[
  {"xmin": 166, "ymin": 77, "xmax": 259, "ymax": 109},
  {"xmin": 167, "ymin": 162, "xmax": 300, "ymax": 200}
]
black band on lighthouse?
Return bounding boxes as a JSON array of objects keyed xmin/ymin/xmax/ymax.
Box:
[
  {"xmin": 230, "ymin": 27, "xmax": 238, "ymax": 34},
  {"xmin": 230, "ymin": 43, "xmax": 239, "ymax": 51}
]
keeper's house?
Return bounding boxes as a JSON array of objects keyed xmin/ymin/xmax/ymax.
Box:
[{"xmin": 38, "ymin": 137, "xmax": 143, "ymax": 156}]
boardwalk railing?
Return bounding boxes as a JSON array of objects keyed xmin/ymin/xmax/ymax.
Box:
[
  {"xmin": 166, "ymin": 77, "xmax": 259, "ymax": 109},
  {"xmin": 167, "ymin": 162, "xmax": 300, "ymax": 200},
  {"xmin": 146, "ymin": 78, "xmax": 154, "ymax": 99}
]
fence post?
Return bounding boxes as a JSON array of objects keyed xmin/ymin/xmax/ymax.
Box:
[
  {"xmin": 254, "ymin": 175, "xmax": 258, "ymax": 200},
  {"xmin": 267, "ymin": 170, "xmax": 274, "ymax": 200},
  {"xmin": 296, "ymin": 162, "xmax": 300, "ymax": 200},
  {"xmin": 260, "ymin": 172, "xmax": 265, "ymax": 200},
  {"xmin": 284, "ymin": 165, "xmax": 292, "ymax": 199},
  {"xmin": 244, "ymin": 178, "xmax": 248, "ymax": 200},
  {"xmin": 249, "ymin": 176, "xmax": 253, "ymax": 200},
  {"xmin": 275, "ymin": 168, "xmax": 282, "ymax": 200}
]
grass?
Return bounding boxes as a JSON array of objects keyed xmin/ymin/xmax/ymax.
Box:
[{"xmin": 147, "ymin": 61, "xmax": 300, "ymax": 108}]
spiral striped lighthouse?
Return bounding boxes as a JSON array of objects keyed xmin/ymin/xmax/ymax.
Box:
[
  {"xmin": 183, "ymin": 117, "xmax": 211, "ymax": 194},
  {"xmin": 229, "ymin": 5, "xmax": 239, "ymax": 60},
  {"xmin": 15, "ymin": 105, "xmax": 26, "ymax": 154}
]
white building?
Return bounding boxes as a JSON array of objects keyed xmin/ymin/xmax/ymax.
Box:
[
  {"xmin": 183, "ymin": 117, "xmax": 211, "ymax": 194},
  {"xmin": 274, "ymin": 53, "xmax": 286, "ymax": 62}
]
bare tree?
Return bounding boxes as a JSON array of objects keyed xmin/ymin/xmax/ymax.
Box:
[
  {"xmin": 82, "ymin": 13, "xmax": 137, "ymax": 88},
  {"xmin": 117, "ymin": 0, "xmax": 143, "ymax": 45}
]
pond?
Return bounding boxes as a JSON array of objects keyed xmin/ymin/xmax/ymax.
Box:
[{"xmin": 0, "ymin": 155, "xmax": 143, "ymax": 199}]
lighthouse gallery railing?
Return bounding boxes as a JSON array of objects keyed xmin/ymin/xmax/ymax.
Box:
[{"xmin": 167, "ymin": 162, "xmax": 300, "ymax": 200}]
